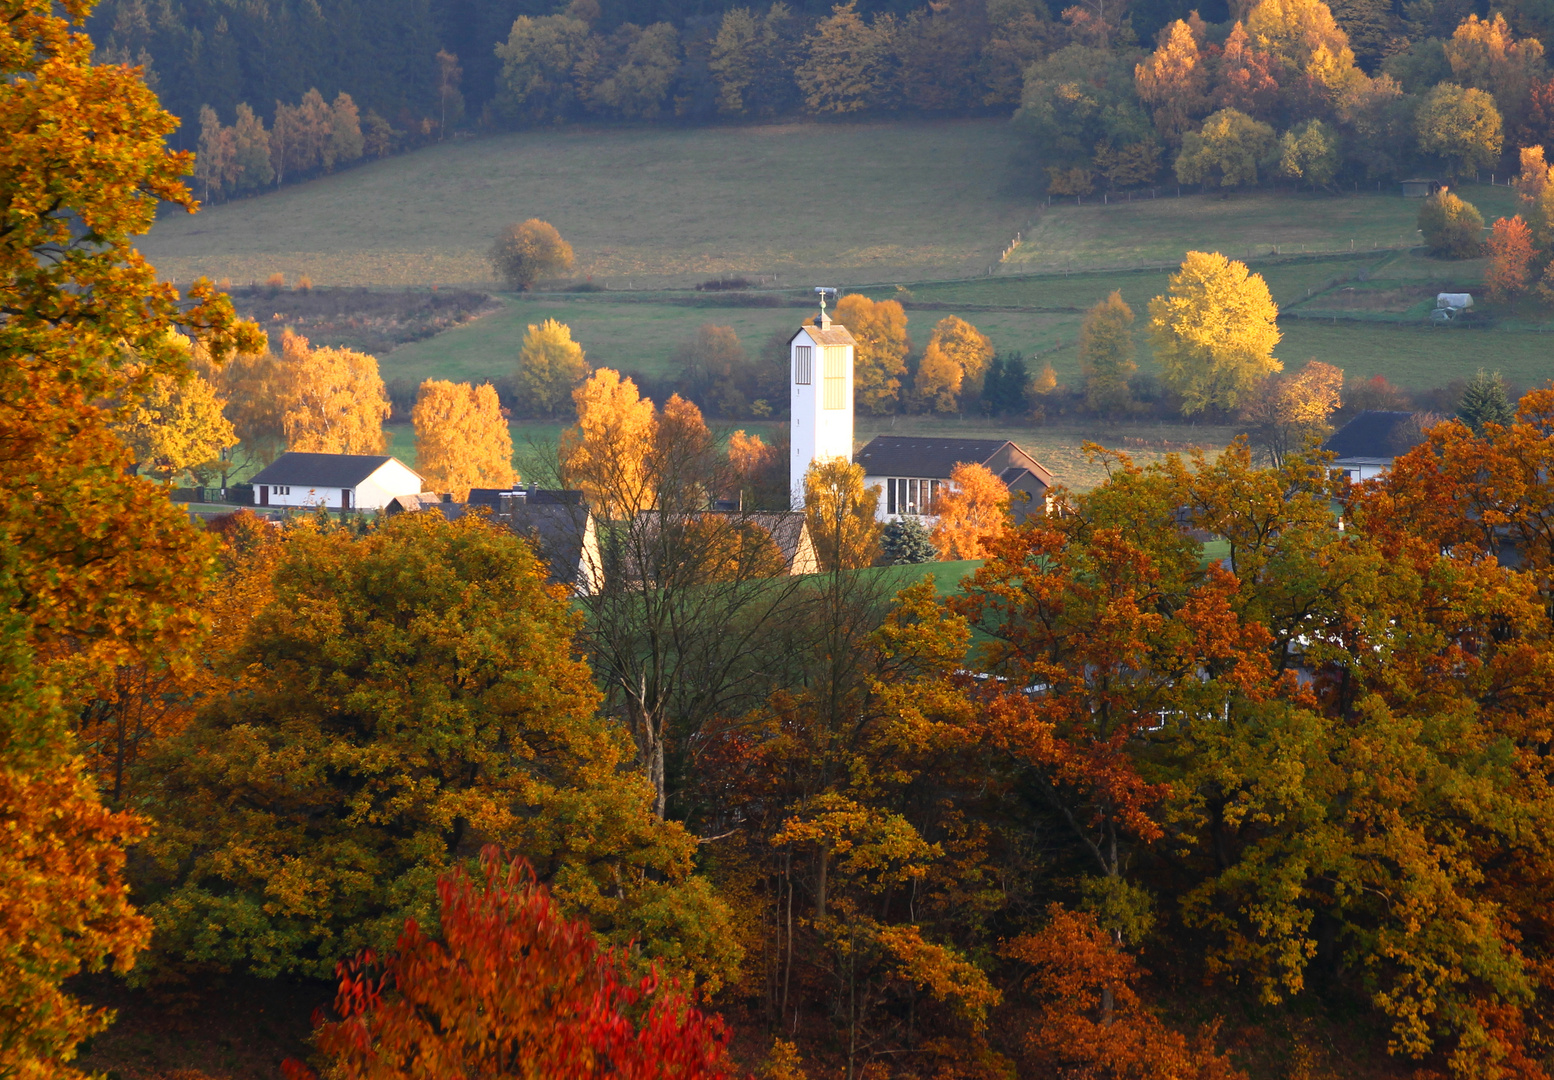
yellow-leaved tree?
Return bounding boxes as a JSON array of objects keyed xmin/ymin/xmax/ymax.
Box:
[
  {"xmin": 1240, "ymin": 359, "xmax": 1343, "ymax": 466},
  {"xmin": 804, "ymin": 457, "xmax": 882, "ymax": 570},
  {"xmin": 914, "ymin": 315, "xmax": 993, "ymax": 413},
  {"xmin": 412, "ymin": 380, "xmax": 516, "ymax": 500},
  {"xmin": 0, "ymin": 0, "xmax": 262, "ymax": 1074},
  {"xmin": 273, "ymin": 330, "xmax": 390, "ymax": 454},
  {"xmin": 835, "ymin": 294, "xmax": 910, "ymax": 414},
  {"xmin": 517, "ymin": 318, "xmax": 590, "ymax": 418},
  {"xmin": 561, "ymin": 368, "xmax": 659, "ymax": 518},
  {"xmin": 111, "ymin": 340, "xmax": 236, "ymax": 482},
  {"xmin": 930, "ymin": 461, "xmax": 1012, "ymax": 558},
  {"xmin": 1149, "ymin": 251, "xmax": 1281, "ymax": 415}
]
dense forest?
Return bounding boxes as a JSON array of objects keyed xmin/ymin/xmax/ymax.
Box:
[{"xmin": 93, "ymin": 0, "xmax": 1554, "ymax": 195}]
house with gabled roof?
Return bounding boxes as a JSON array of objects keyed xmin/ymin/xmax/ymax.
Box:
[
  {"xmin": 248, "ymin": 452, "xmax": 423, "ymax": 510},
  {"xmin": 853, "ymin": 436, "xmax": 1053, "ymax": 524},
  {"xmin": 1322, "ymin": 410, "xmax": 1425, "ymax": 482}
]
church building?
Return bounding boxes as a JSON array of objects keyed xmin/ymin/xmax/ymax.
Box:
[{"xmin": 788, "ymin": 291, "xmax": 1053, "ymax": 522}]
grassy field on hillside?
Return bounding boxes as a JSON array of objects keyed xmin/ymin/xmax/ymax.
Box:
[
  {"xmin": 1001, "ymin": 183, "xmax": 1524, "ymax": 272},
  {"xmin": 386, "ymin": 240, "xmax": 1545, "ymax": 393},
  {"xmin": 143, "ymin": 120, "xmax": 1036, "ymax": 289}
]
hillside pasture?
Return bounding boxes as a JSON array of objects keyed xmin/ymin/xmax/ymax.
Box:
[
  {"xmin": 1000, "ymin": 183, "xmax": 1523, "ymax": 273},
  {"xmin": 143, "ymin": 119, "xmax": 1036, "ymax": 290}
]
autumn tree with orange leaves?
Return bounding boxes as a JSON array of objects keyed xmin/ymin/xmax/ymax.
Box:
[
  {"xmin": 0, "ymin": 0, "xmax": 261, "ymax": 1073},
  {"xmin": 930, "ymin": 461, "xmax": 1013, "ymax": 559},
  {"xmin": 1486, "ymin": 214, "xmax": 1536, "ymax": 304},
  {"xmin": 412, "ymin": 379, "xmax": 516, "ymax": 500},
  {"xmin": 284, "ymin": 848, "xmax": 737, "ymax": 1080}
]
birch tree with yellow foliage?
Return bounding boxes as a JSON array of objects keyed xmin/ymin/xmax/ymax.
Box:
[
  {"xmin": 1149, "ymin": 251, "xmax": 1280, "ymax": 416},
  {"xmin": 560, "ymin": 368, "xmax": 658, "ymax": 518},
  {"xmin": 517, "ymin": 318, "xmax": 589, "ymax": 418},
  {"xmin": 835, "ymin": 294, "xmax": 910, "ymax": 414},
  {"xmin": 412, "ymin": 380, "xmax": 516, "ymax": 500},
  {"xmin": 804, "ymin": 457, "xmax": 881, "ymax": 570},
  {"xmin": 1240, "ymin": 359, "xmax": 1343, "ymax": 466},
  {"xmin": 273, "ymin": 330, "xmax": 390, "ymax": 454}
]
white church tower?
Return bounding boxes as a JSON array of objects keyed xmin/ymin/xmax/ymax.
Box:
[{"xmin": 790, "ymin": 288, "xmax": 856, "ymax": 509}]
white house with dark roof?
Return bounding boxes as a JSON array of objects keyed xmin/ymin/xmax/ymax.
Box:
[
  {"xmin": 248, "ymin": 452, "xmax": 423, "ymax": 510},
  {"xmin": 855, "ymin": 436, "xmax": 1054, "ymax": 524},
  {"xmin": 1322, "ymin": 410, "xmax": 1425, "ymax": 482}
]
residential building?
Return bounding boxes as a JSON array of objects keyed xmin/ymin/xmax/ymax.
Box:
[
  {"xmin": 248, "ymin": 452, "xmax": 423, "ymax": 510},
  {"xmin": 855, "ymin": 436, "xmax": 1053, "ymax": 523}
]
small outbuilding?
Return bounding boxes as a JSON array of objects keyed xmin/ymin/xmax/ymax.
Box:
[
  {"xmin": 248, "ymin": 452, "xmax": 424, "ymax": 511},
  {"xmin": 1401, "ymin": 178, "xmax": 1443, "ymax": 198}
]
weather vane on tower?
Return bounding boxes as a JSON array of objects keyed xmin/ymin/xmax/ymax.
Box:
[{"xmin": 813, "ymin": 286, "xmax": 836, "ymax": 328}]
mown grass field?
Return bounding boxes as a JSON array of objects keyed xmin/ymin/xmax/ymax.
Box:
[
  {"xmin": 143, "ymin": 119, "xmax": 1037, "ymax": 290},
  {"xmin": 1000, "ymin": 182, "xmax": 1525, "ymax": 272}
]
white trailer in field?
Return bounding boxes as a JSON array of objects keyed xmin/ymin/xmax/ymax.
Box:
[{"xmin": 1432, "ymin": 293, "xmax": 1474, "ymax": 322}]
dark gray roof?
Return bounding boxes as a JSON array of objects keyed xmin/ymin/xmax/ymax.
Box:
[
  {"xmin": 855, "ymin": 437, "xmax": 1014, "ymax": 479},
  {"xmin": 504, "ymin": 504, "xmax": 592, "ymax": 585},
  {"xmin": 250, "ymin": 452, "xmax": 418, "ymax": 487},
  {"xmin": 1323, "ymin": 411, "xmax": 1419, "ymax": 459},
  {"xmin": 467, "ymin": 487, "xmax": 585, "ymax": 507}
]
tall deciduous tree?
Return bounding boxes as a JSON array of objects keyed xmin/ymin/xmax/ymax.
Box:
[
  {"xmin": 914, "ymin": 315, "xmax": 993, "ymax": 413},
  {"xmin": 804, "ymin": 457, "xmax": 882, "ymax": 570},
  {"xmin": 560, "ymin": 368, "xmax": 659, "ymax": 518},
  {"xmin": 230, "ymin": 103, "xmax": 273, "ymax": 191},
  {"xmin": 930, "ymin": 461, "xmax": 1013, "ymax": 558},
  {"xmin": 1238, "ymin": 358, "xmax": 1343, "ymax": 465},
  {"xmin": 493, "ymin": 12, "xmax": 591, "ymax": 125},
  {"xmin": 143, "ymin": 512, "xmax": 739, "ymax": 989},
  {"xmin": 1149, "ymin": 251, "xmax": 1282, "ymax": 415},
  {"xmin": 111, "ymin": 353, "xmax": 236, "ymax": 482},
  {"xmin": 489, "ymin": 219, "xmax": 575, "ymax": 290},
  {"xmin": 1079, "ymin": 290, "xmax": 1137, "ymax": 414},
  {"xmin": 323, "ymin": 91, "xmax": 364, "ymax": 171},
  {"xmin": 516, "ymin": 318, "xmax": 589, "ymax": 418},
  {"xmin": 1416, "ymin": 82, "xmax": 1504, "ymax": 177},
  {"xmin": 835, "ymin": 294, "xmax": 910, "ymax": 414},
  {"xmin": 0, "ymin": 0, "xmax": 259, "ymax": 1073},
  {"xmin": 797, "ymin": 1, "xmax": 893, "ymax": 114},
  {"xmin": 273, "ymin": 329, "xmax": 391, "ymax": 454},
  {"xmin": 1135, "ymin": 19, "xmax": 1210, "ymax": 145},
  {"xmin": 285, "ymin": 849, "xmax": 738, "ymax": 1080},
  {"xmin": 1417, "ymin": 188, "xmax": 1486, "ymax": 256},
  {"xmin": 1175, "ymin": 107, "xmax": 1277, "ymax": 188},
  {"xmin": 412, "ymin": 380, "xmax": 516, "ymax": 500},
  {"xmin": 1486, "ymin": 215, "xmax": 1536, "ymax": 303}
]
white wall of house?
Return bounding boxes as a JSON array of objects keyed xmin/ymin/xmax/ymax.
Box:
[
  {"xmin": 1334, "ymin": 458, "xmax": 1393, "ymax": 483},
  {"xmin": 790, "ymin": 325, "xmax": 854, "ymax": 510},
  {"xmin": 867, "ymin": 475, "xmax": 945, "ymax": 523},
  {"xmin": 257, "ymin": 459, "xmax": 423, "ymax": 511}
]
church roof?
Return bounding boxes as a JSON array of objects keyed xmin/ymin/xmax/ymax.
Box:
[
  {"xmin": 855, "ymin": 436, "xmax": 1052, "ymax": 486},
  {"xmin": 790, "ymin": 321, "xmax": 857, "ymax": 346}
]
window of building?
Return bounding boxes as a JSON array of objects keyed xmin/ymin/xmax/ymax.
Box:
[
  {"xmin": 276, "ymin": 485, "xmax": 291, "ymax": 496},
  {"xmin": 822, "ymin": 346, "xmax": 846, "ymax": 409},
  {"xmin": 794, "ymin": 345, "xmax": 812, "ymax": 385},
  {"xmin": 886, "ymin": 478, "xmax": 941, "ymax": 516}
]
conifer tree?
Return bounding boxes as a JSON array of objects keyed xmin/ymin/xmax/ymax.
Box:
[
  {"xmin": 1457, "ymin": 369, "xmax": 1515, "ymax": 433},
  {"xmin": 881, "ymin": 518, "xmax": 937, "ymax": 563}
]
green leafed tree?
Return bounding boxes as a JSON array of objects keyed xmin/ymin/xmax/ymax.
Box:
[
  {"xmin": 493, "ymin": 13, "xmax": 592, "ymax": 125},
  {"xmin": 140, "ymin": 512, "xmax": 741, "ymax": 992},
  {"xmin": 1418, "ymin": 189, "xmax": 1486, "ymax": 257},
  {"xmin": 1415, "ymin": 82, "xmax": 1504, "ymax": 177},
  {"xmin": 1457, "ymin": 368, "xmax": 1515, "ymax": 432},
  {"xmin": 1079, "ymin": 290, "xmax": 1137, "ymax": 415},
  {"xmin": 1175, "ymin": 107, "xmax": 1277, "ymax": 189}
]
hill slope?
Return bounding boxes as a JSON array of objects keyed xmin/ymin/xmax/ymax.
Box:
[{"xmin": 142, "ymin": 119, "xmax": 1036, "ymax": 289}]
